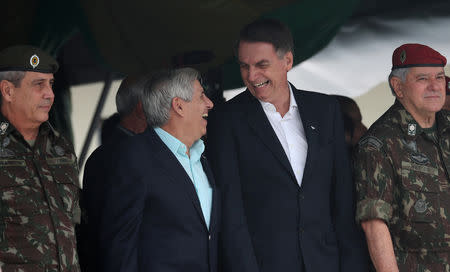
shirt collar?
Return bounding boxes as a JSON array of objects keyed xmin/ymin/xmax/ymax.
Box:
[
  {"xmin": 154, "ymin": 127, "xmax": 204, "ymax": 161},
  {"xmin": 259, "ymin": 84, "xmax": 297, "ymax": 112}
]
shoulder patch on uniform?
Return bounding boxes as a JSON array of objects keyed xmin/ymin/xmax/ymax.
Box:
[{"xmin": 358, "ymin": 136, "xmax": 383, "ymax": 149}]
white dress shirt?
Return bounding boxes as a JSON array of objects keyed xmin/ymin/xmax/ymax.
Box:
[{"xmin": 259, "ymin": 85, "xmax": 308, "ymax": 186}]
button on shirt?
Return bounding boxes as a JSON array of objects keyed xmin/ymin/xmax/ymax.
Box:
[
  {"xmin": 154, "ymin": 127, "xmax": 213, "ymax": 228},
  {"xmin": 259, "ymin": 86, "xmax": 308, "ymax": 186}
]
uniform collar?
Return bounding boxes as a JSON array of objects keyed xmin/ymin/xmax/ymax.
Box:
[
  {"xmin": 0, "ymin": 112, "xmax": 56, "ymax": 138},
  {"xmin": 0, "ymin": 112, "xmax": 16, "ymax": 136},
  {"xmin": 436, "ymin": 109, "xmax": 450, "ymax": 135},
  {"xmin": 393, "ymin": 100, "xmax": 448, "ymax": 138}
]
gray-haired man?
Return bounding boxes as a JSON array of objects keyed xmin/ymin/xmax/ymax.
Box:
[{"xmin": 93, "ymin": 68, "xmax": 220, "ymax": 272}]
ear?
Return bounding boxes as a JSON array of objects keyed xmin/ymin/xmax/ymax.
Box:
[
  {"xmin": 0, "ymin": 80, "xmax": 15, "ymax": 103},
  {"xmin": 284, "ymin": 51, "xmax": 294, "ymax": 71},
  {"xmin": 390, "ymin": 77, "xmax": 404, "ymax": 98},
  {"xmin": 171, "ymin": 97, "xmax": 185, "ymax": 117}
]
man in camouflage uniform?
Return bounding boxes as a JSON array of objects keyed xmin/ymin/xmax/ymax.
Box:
[
  {"xmin": 354, "ymin": 43, "xmax": 450, "ymax": 272},
  {"xmin": 0, "ymin": 45, "xmax": 80, "ymax": 272},
  {"xmin": 443, "ymin": 76, "xmax": 450, "ymax": 111}
]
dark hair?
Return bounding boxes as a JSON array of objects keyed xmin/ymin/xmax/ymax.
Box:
[
  {"xmin": 342, "ymin": 113, "xmax": 355, "ymax": 140},
  {"xmin": 332, "ymin": 95, "xmax": 354, "ymax": 113},
  {"xmin": 235, "ymin": 18, "xmax": 294, "ymax": 58},
  {"xmin": 116, "ymin": 74, "xmax": 147, "ymax": 117}
]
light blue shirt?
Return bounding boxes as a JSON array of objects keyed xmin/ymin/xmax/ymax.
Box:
[{"xmin": 154, "ymin": 127, "xmax": 213, "ymax": 228}]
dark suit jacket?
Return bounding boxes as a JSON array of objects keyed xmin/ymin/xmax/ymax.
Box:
[
  {"xmin": 206, "ymin": 84, "xmax": 368, "ymax": 272},
  {"xmin": 80, "ymin": 124, "xmax": 136, "ymax": 271},
  {"xmin": 85, "ymin": 128, "xmax": 220, "ymax": 272}
]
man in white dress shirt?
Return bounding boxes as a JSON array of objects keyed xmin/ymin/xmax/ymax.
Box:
[{"xmin": 206, "ymin": 18, "xmax": 368, "ymax": 272}]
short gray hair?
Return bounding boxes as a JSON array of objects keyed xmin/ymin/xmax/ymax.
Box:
[
  {"xmin": 388, "ymin": 68, "xmax": 409, "ymax": 96},
  {"xmin": 142, "ymin": 68, "xmax": 200, "ymax": 127},
  {"xmin": 116, "ymin": 74, "xmax": 147, "ymax": 117},
  {"xmin": 0, "ymin": 71, "xmax": 26, "ymax": 105}
]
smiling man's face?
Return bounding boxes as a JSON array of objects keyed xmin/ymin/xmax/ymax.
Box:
[
  {"xmin": 183, "ymin": 79, "xmax": 213, "ymax": 141},
  {"xmin": 238, "ymin": 41, "xmax": 292, "ymax": 105}
]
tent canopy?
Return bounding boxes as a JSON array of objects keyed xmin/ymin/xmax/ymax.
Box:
[{"xmin": 5, "ymin": 0, "xmax": 449, "ymax": 89}]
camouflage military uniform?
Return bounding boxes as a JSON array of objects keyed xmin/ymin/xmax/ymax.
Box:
[
  {"xmin": 0, "ymin": 114, "xmax": 81, "ymax": 272},
  {"xmin": 354, "ymin": 101, "xmax": 450, "ymax": 271}
]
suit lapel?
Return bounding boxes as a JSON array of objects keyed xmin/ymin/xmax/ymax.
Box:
[
  {"xmin": 244, "ymin": 85, "xmax": 321, "ymax": 189},
  {"xmin": 145, "ymin": 129, "xmax": 208, "ymax": 229},
  {"xmin": 245, "ymin": 93, "xmax": 297, "ymax": 185},
  {"xmin": 201, "ymin": 157, "xmax": 218, "ymax": 233},
  {"xmin": 292, "ymin": 87, "xmax": 320, "ymax": 185}
]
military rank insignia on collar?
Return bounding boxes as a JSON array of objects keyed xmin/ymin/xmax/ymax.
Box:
[
  {"xmin": 0, "ymin": 122, "xmax": 9, "ymax": 135},
  {"xmin": 407, "ymin": 123, "xmax": 416, "ymax": 136}
]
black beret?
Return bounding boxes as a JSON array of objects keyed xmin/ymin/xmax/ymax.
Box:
[{"xmin": 0, "ymin": 45, "xmax": 59, "ymax": 73}]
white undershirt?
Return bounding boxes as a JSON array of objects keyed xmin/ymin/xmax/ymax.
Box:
[{"xmin": 259, "ymin": 85, "xmax": 308, "ymax": 186}]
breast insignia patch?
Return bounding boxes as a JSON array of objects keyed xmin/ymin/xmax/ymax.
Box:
[
  {"xmin": 411, "ymin": 153, "xmax": 430, "ymax": 165},
  {"xmin": 54, "ymin": 145, "xmax": 65, "ymax": 156},
  {"xmin": 414, "ymin": 199, "xmax": 427, "ymax": 213}
]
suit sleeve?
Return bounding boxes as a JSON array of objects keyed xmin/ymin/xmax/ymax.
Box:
[
  {"xmin": 97, "ymin": 150, "xmax": 146, "ymax": 272},
  {"xmin": 330, "ymin": 100, "xmax": 369, "ymax": 271},
  {"xmin": 206, "ymin": 106, "xmax": 260, "ymax": 272}
]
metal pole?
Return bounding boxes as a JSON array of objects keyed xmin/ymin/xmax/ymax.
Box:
[{"xmin": 78, "ymin": 72, "xmax": 114, "ymax": 169}]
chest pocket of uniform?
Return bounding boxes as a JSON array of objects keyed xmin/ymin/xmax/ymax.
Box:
[
  {"xmin": 47, "ymin": 157, "xmax": 80, "ymax": 218},
  {"xmin": 0, "ymin": 159, "xmax": 47, "ymax": 216},
  {"xmin": 400, "ymin": 161, "xmax": 439, "ymax": 223}
]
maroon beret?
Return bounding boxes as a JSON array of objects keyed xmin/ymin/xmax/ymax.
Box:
[
  {"xmin": 446, "ymin": 76, "xmax": 450, "ymax": 95},
  {"xmin": 392, "ymin": 43, "xmax": 446, "ymax": 70}
]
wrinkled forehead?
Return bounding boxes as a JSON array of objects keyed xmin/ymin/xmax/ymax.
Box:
[
  {"xmin": 237, "ymin": 41, "xmax": 279, "ymax": 62},
  {"xmin": 24, "ymin": 71, "xmax": 54, "ymax": 81},
  {"xmin": 406, "ymin": 66, "xmax": 445, "ymax": 77}
]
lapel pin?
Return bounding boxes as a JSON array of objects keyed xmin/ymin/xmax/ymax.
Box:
[{"xmin": 310, "ymin": 126, "xmax": 316, "ymax": 130}]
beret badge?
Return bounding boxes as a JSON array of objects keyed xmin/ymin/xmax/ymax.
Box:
[
  {"xmin": 30, "ymin": 54, "xmax": 39, "ymax": 69},
  {"xmin": 400, "ymin": 50, "xmax": 406, "ymax": 63}
]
